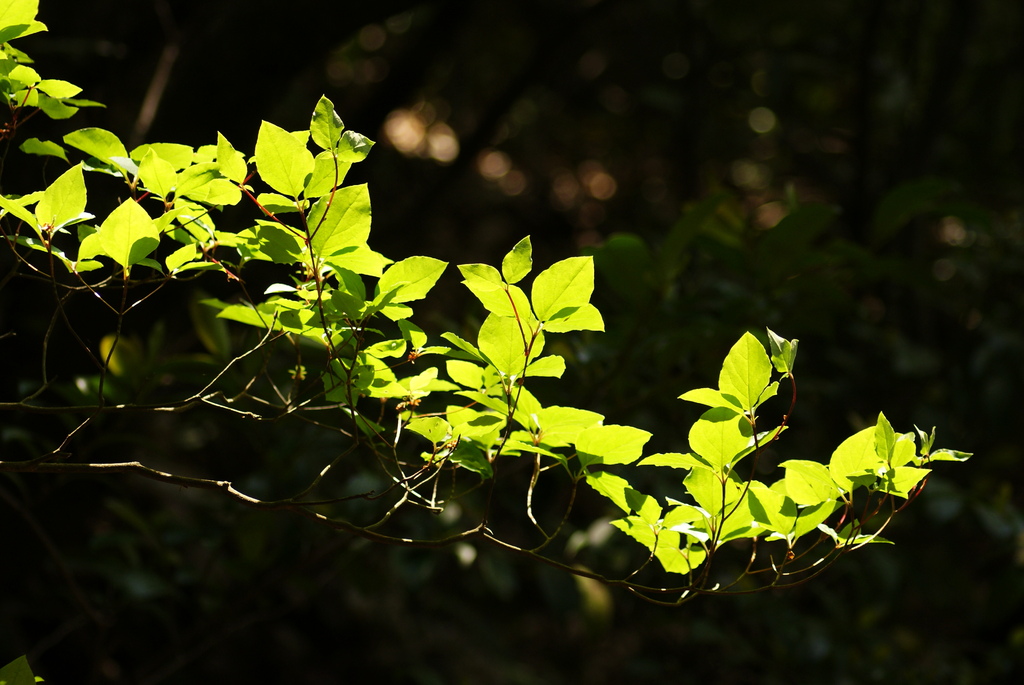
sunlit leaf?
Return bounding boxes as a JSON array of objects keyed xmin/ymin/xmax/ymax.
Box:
[
  {"xmin": 576, "ymin": 424, "xmax": 651, "ymax": 467},
  {"xmin": 501, "ymin": 235, "xmax": 532, "ymax": 284},
  {"xmin": 719, "ymin": 332, "xmax": 772, "ymax": 414},
  {"xmin": 254, "ymin": 120, "xmax": 314, "ymax": 197}
]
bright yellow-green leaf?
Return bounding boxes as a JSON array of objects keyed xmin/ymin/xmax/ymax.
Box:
[
  {"xmin": 531, "ymin": 256, "xmax": 594, "ymax": 321},
  {"xmin": 541, "ymin": 303, "xmax": 604, "ymax": 332},
  {"xmin": 525, "ymin": 354, "xmax": 565, "ymax": 378},
  {"xmin": 576, "ymin": 424, "xmax": 652, "ymax": 467},
  {"xmin": 501, "ymin": 235, "xmax": 532, "ymax": 284},
  {"xmin": 377, "ymin": 256, "xmax": 447, "ymax": 303},
  {"xmin": 63, "ymin": 127, "xmax": 128, "ymax": 165},
  {"xmin": 216, "ymin": 132, "xmax": 248, "ymax": 183},
  {"xmin": 93, "ymin": 199, "xmax": 160, "ymax": 271},
  {"xmin": 718, "ymin": 332, "xmax": 772, "ymax": 413},
  {"xmin": 828, "ymin": 427, "xmax": 881, "ymax": 492},
  {"xmin": 138, "ymin": 149, "xmax": 177, "ymax": 198},
  {"xmin": 879, "ymin": 466, "xmax": 930, "ymax": 498},
  {"xmin": 688, "ymin": 406, "xmax": 752, "ymax": 472},
  {"xmin": 35, "ymin": 163, "xmax": 86, "ymax": 230},
  {"xmin": 532, "ymin": 406, "xmax": 603, "ymax": 446},
  {"xmin": 678, "ymin": 387, "xmax": 743, "ymax": 411},
  {"xmin": 165, "ymin": 243, "xmax": 197, "ymax": 273},
  {"xmin": 310, "ymin": 95, "xmax": 345, "ymax": 150},
  {"xmin": 477, "ymin": 312, "xmax": 531, "ymax": 379},
  {"xmin": 638, "ymin": 452, "xmax": 712, "ymax": 470},
  {"xmin": 780, "ymin": 459, "xmax": 839, "ymax": 506},
  {"xmin": 406, "ymin": 416, "xmax": 451, "ymax": 444},
  {"xmin": 308, "ymin": 184, "xmax": 371, "ymax": 259},
  {"xmin": 585, "ymin": 471, "xmax": 631, "ymax": 513},
  {"xmin": 304, "ymin": 150, "xmax": 350, "ymax": 197},
  {"xmin": 19, "ymin": 137, "xmax": 67, "ymax": 162},
  {"xmin": 254, "ymin": 120, "xmax": 314, "ymax": 197},
  {"xmin": 131, "ymin": 142, "xmax": 193, "ymax": 169}
]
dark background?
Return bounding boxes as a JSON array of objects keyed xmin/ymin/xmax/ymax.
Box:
[{"xmin": 2, "ymin": 0, "xmax": 1023, "ymax": 682}]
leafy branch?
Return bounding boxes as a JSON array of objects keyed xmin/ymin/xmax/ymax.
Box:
[{"xmin": 0, "ymin": 0, "xmax": 972, "ymax": 610}]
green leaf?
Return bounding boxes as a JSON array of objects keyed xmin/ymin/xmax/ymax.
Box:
[
  {"xmin": 532, "ymin": 406, "xmax": 603, "ymax": 447},
  {"xmin": 915, "ymin": 425, "xmax": 936, "ymax": 457},
  {"xmin": 450, "ymin": 406, "xmax": 504, "ymax": 437},
  {"xmin": 677, "ymin": 387, "xmax": 743, "ymax": 411},
  {"xmin": 441, "ymin": 332, "xmax": 486, "ymax": 363},
  {"xmin": 36, "ymin": 78, "xmax": 80, "ymax": 99},
  {"xmin": 585, "ymin": 471, "xmax": 632, "ymax": 513},
  {"xmin": 398, "ymin": 320, "xmax": 428, "ymax": 349},
  {"xmin": 450, "ymin": 441, "xmax": 493, "ymax": 478},
  {"xmin": 456, "ymin": 390, "xmax": 511, "ymax": 417},
  {"xmin": 780, "ymin": 460, "xmax": 839, "ymax": 506},
  {"xmin": 63, "ymin": 127, "xmax": 128, "ymax": 166},
  {"xmin": 819, "ymin": 522, "xmax": 893, "ymax": 547},
  {"xmin": 238, "ymin": 221, "xmax": 305, "ymax": 264},
  {"xmin": 879, "ymin": 466, "xmax": 930, "ymax": 498},
  {"xmin": 525, "ymin": 354, "xmax": 565, "ymax": 378},
  {"xmin": 0, "ymin": 192, "xmax": 40, "ymax": 227},
  {"xmin": 541, "ymin": 303, "xmax": 604, "ymax": 332},
  {"xmin": 890, "ymin": 435, "xmax": 918, "ymax": 467},
  {"xmin": 638, "ymin": 452, "xmax": 712, "ymax": 470},
  {"xmin": 927, "ymin": 448, "xmax": 972, "ymax": 463},
  {"xmin": 324, "ymin": 245, "xmax": 388, "ymax": 278},
  {"xmin": 501, "ymin": 235, "xmax": 533, "ymax": 284},
  {"xmin": 166, "ymin": 244, "xmax": 198, "ymax": 273},
  {"xmin": 0, "ymin": 654, "xmax": 36, "ymax": 685},
  {"xmin": 308, "ymin": 184, "xmax": 372, "ymax": 259},
  {"xmin": 766, "ymin": 327, "xmax": 798, "ymax": 374},
  {"xmin": 874, "ymin": 411, "xmax": 897, "ymax": 462},
  {"xmin": 613, "ymin": 517, "xmax": 707, "ymax": 575},
  {"xmin": 458, "ymin": 263, "xmax": 534, "ymax": 320},
  {"xmin": 684, "ymin": 467, "xmax": 744, "ymax": 516},
  {"xmin": 576, "ymin": 424, "xmax": 651, "ymax": 467},
  {"xmin": 531, "ymin": 256, "xmax": 594, "ymax": 321},
  {"xmin": 35, "ymin": 163, "xmax": 87, "ymax": 230},
  {"xmin": 792, "ymin": 500, "xmax": 839, "ymax": 539},
  {"xmin": 255, "ymin": 193, "xmax": 301, "ymax": 214},
  {"xmin": 19, "ymin": 137, "xmax": 68, "ymax": 161},
  {"xmin": 336, "ymin": 129, "xmax": 374, "ymax": 162},
  {"xmin": 254, "ymin": 120, "xmax": 314, "ymax": 197},
  {"xmin": 718, "ymin": 332, "xmax": 772, "ymax": 414},
  {"xmin": 176, "ymin": 162, "xmax": 235, "ymax": 204},
  {"xmin": 0, "ymin": 0, "xmax": 39, "ymax": 29},
  {"xmin": 445, "ymin": 360, "xmax": 487, "ymax": 389},
  {"xmin": 377, "ymin": 256, "xmax": 446, "ymax": 303},
  {"xmin": 828, "ymin": 427, "xmax": 881, "ymax": 492},
  {"xmin": 366, "ymin": 338, "xmax": 407, "ymax": 359},
  {"xmin": 87, "ymin": 199, "xmax": 160, "ymax": 271},
  {"xmin": 688, "ymin": 406, "xmax": 753, "ymax": 472},
  {"xmin": 406, "ymin": 416, "xmax": 451, "ymax": 444},
  {"xmin": 131, "ymin": 142, "xmax": 193, "ymax": 169},
  {"xmin": 0, "ymin": 0, "xmax": 45, "ymax": 41},
  {"xmin": 310, "ymin": 95, "xmax": 345, "ymax": 150},
  {"xmin": 216, "ymin": 132, "xmax": 247, "ymax": 183},
  {"xmin": 477, "ymin": 312, "xmax": 530, "ymax": 379},
  {"xmin": 626, "ymin": 488, "xmax": 663, "ymax": 526},
  {"xmin": 747, "ymin": 482, "xmax": 798, "ymax": 536},
  {"xmin": 138, "ymin": 149, "xmax": 177, "ymax": 198},
  {"xmin": 304, "ymin": 150, "xmax": 351, "ymax": 197}
]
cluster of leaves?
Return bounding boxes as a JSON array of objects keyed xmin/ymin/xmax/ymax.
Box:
[{"xmin": 0, "ymin": 0, "xmax": 971, "ymax": 621}]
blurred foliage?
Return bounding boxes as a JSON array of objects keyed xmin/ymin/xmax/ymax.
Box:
[{"xmin": 3, "ymin": 0, "xmax": 1024, "ymax": 682}]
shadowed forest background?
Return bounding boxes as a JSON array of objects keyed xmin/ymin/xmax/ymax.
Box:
[{"xmin": 2, "ymin": 0, "xmax": 1023, "ymax": 682}]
